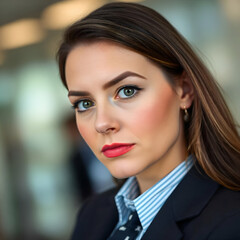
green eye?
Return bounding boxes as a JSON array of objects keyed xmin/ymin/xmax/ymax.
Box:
[
  {"xmin": 117, "ymin": 86, "xmax": 138, "ymax": 99},
  {"xmin": 124, "ymin": 88, "xmax": 135, "ymax": 96},
  {"xmin": 82, "ymin": 100, "xmax": 93, "ymax": 109},
  {"xmin": 74, "ymin": 99, "xmax": 94, "ymax": 112}
]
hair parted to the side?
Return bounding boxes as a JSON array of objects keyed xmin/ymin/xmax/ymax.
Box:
[{"xmin": 57, "ymin": 2, "xmax": 240, "ymax": 190}]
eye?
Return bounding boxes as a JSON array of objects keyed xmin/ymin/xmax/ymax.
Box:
[
  {"xmin": 73, "ymin": 99, "xmax": 94, "ymax": 112},
  {"xmin": 117, "ymin": 86, "xmax": 141, "ymax": 99}
]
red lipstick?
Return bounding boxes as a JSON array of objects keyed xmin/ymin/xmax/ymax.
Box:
[{"xmin": 101, "ymin": 143, "xmax": 135, "ymax": 158}]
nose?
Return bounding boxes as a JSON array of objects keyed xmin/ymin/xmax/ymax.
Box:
[{"xmin": 95, "ymin": 106, "xmax": 120, "ymax": 134}]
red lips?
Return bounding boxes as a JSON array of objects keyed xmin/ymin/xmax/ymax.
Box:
[{"xmin": 101, "ymin": 143, "xmax": 135, "ymax": 158}]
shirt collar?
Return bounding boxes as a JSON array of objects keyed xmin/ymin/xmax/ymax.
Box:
[{"xmin": 115, "ymin": 155, "xmax": 194, "ymax": 230}]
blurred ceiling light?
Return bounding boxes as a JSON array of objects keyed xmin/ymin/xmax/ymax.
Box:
[
  {"xmin": 0, "ymin": 19, "xmax": 45, "ymax": 50},
  {"xmin": 220, "ymin": 0, "xmax": 240, "ymax": 22},
  {"xmin": 42, "ymin": 0, "xmax": 105, "ymax": 30}
]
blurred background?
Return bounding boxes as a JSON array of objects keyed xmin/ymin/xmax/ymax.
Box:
[{"xmin": 0, "ymin": 0, "xmax": 239, "ymax": 239}]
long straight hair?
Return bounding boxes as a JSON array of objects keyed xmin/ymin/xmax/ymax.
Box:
[{"xmin": 57, "ymin": 2, "xmax": 240, "ymax": 190}]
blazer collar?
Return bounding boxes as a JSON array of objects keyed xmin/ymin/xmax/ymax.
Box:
[
  {"xmin": 142, "ymin": 164, "xmax": 219, "ymax": 240},
  {"xmin": 87, "ymin": 189, "xmax": 119, "ymax": 240}
]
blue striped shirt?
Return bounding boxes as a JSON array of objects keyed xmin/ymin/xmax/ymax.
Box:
[{"xmin": 113, "ymin": 155, "xmax": 194, "ymax": 239}]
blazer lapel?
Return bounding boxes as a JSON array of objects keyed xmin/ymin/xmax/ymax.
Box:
[
  {"xmin": 93, "ymin": 206, "xmax": 118, "ymax": 240},
  {"xmin": 90, "ymin": 195, "xmax": 118, "ymax": 240},
  {"xmin": 142, "ymin": 164, "xmax": 219, "ymax": 240}
]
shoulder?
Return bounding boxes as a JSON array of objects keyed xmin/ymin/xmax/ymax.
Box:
[
  {"xmin": 204, "ymin": 187, "xmax": 240, "ymax": 239},
  {"xmin": 204, "ymin": 186, "xmax": 240, "ymax": 220},
  {"xmin": 185, "ymin": 186, "xmax": 240, "ymax": 239},
  {"xmin": 177, "ymin": 165, "xmax": 240, "ymax": 239},
  {"xmin": 211, "ymin": 186, "xmax": 240, "ymax": 207},
  {"xmin": 207, "ymin": 209, "xmax": 240, "ymax": 240},
  {"xmin": 208, "ymin": 187, "xmax": 240, "ymax": 238}
]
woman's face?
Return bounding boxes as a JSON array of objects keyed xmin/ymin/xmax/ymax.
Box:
[{"xmin": 66, "ymin": 41, "xmax": 189, "ymax": 180}]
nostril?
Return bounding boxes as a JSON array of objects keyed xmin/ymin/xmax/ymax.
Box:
[
  {"xmin": 96, "ymin": 125, "xmax": 116, "ymax": 134},
  {"xmin": 95, "ymin": 119, "xmax": 120, "ymax": 134}
]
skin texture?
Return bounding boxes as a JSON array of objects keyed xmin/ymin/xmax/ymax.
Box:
[{"xmin": 66, "ymin": 41, "xmax": 194, "ymax": 193}]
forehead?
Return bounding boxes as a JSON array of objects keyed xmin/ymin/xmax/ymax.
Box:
[
  {"xmin": 66, "ymin": 40, "xmax": 147, "ymax": 66},
  {"xmin": 65, "ymin": 41, "xmax": 153, "ymax": 87}
]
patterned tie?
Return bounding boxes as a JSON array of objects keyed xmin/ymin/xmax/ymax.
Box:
[{"xmin": 108, "ymin": 211, "xmax": 142, "ymax": 240}]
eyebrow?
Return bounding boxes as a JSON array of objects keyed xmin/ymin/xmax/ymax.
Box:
[{"xmin": 68, "ymin": 71, "xmax": 146, "ymax": 97}]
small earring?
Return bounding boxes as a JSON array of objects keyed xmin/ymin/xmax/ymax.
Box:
[{"xmin": 183, "ymin": 106, "xmax": 189, "ymax": 122}]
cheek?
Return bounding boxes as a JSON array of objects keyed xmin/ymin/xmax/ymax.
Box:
[
  {"xmin": 127, "ymin": 88, "xmax": 178, "ymax": 134},
  {"xmin": 76, "ymin": 118, "xmax": 95, "ymax": 147}
]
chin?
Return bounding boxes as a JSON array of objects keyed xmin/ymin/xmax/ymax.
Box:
[{"xmin": 109, "ymin": 165, "xmax": 140, "ymax": 180}]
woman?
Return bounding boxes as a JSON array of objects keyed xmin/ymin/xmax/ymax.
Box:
[{"xmin": 57, "ymin": 2, "xmax": 240, "ymax": 240}]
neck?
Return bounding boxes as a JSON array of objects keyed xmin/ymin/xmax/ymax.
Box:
[{"xmin": 136, "ymin": 136, "xmax": 188, "ymax": 194}]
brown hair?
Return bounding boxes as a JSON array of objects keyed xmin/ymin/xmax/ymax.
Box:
[{"xmin": 57, "ymin": 2, "xmax": 240, "ymax": 190}]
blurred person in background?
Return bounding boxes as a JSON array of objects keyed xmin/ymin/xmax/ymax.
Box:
[{"xmin": 57, "ymin": 2, "xmax": 240, "ymax": 240}]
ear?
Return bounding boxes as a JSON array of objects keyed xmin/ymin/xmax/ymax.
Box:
[{"xmin": 176, "ymin": 71, "xmax": 194, "ymax": 109}]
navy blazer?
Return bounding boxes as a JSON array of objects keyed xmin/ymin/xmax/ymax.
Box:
[{"xmin": 71, "ymin": 165, "xmax": 240, "ymax": 240}]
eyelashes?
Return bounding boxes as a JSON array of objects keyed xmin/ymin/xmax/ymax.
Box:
[
  {"xmin": 72, "ymin": 99, "xmax": 95, "ymax": 112},
  {"xmin": 116, "ymin": 85, "xmax": 142, "ymax": 99},
  {"xmin": 72, "ymin": 85, "xmax": 143, "ymax": 113}
]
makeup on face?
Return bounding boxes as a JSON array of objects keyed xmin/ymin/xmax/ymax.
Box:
[
  {"xmin": 65, "ymin": 41, "xmax": 187, "ymax": 183},
  {"xmin": 101, "ymin": 143, "xmax": 135, "ymax": 158}
]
